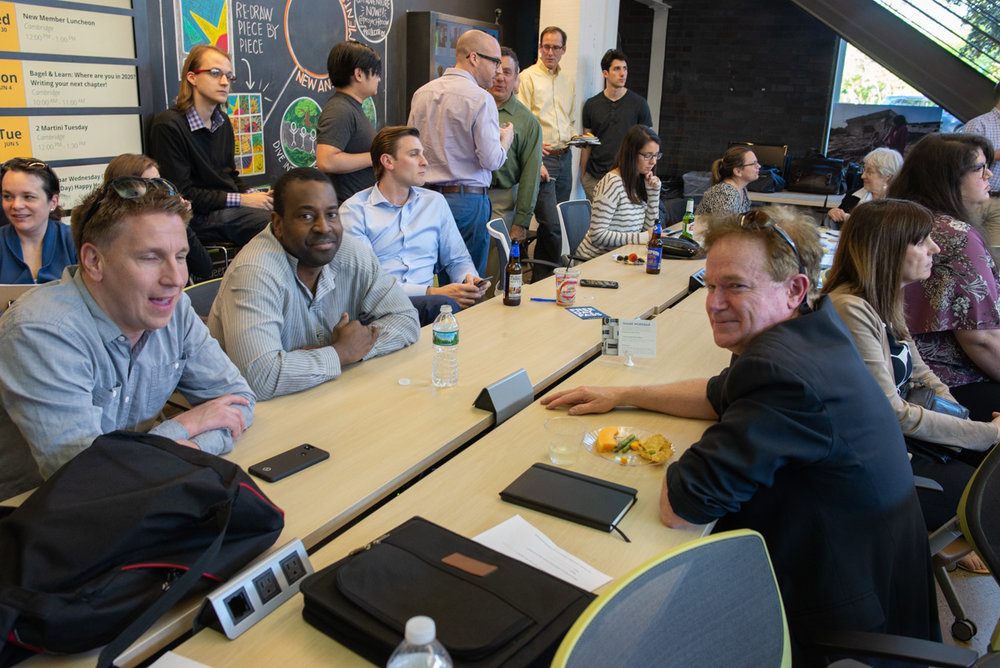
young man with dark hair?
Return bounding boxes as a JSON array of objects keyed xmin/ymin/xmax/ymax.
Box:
[
  {"xmin": 341, "ymin": 126, "xmax": 489, "ymax": 326},
  {"xmin": 148, "ymin": 44, "xmax": 273, "ymax": 246},
  {"xmin": 316, "ymin": 40, "xmax": 382, "ymax": 203},
  {"xmin": 489, "ymin": 47, "xmax": 543, "ymax": 243},
  {"xmin": 208, "ymin": 168, "xmax": 418, "ymax": 400},
  {"xmin": 0, "ymin": 178, "xmax": 255, "ymax": 500},
  {"xmin": 580, "ymin": 49, "xmax": 653, "ymax": 201}
]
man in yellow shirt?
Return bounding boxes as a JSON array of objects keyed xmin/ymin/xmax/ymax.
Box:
[{"xmin": 517, "ymin": 26, "xmax": 576, "ymax": 277}]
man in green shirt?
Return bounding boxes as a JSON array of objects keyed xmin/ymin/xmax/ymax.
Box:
[{"xmin": 489, "ymin": 47, "xmax": 543, "ymax": 249}]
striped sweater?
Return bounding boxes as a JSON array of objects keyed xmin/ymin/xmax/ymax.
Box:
[{"xmin": 577, "ymin": 171, "xmax": 659, "ymax": 259}]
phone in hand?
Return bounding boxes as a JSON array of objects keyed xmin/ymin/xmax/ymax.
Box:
[
  {"xmin": 249, "ymin": 444, "xmax": 329, "ymax": 483},
  {"xmin": 474, "ymin": 275, "xmax": 494, "ymax": 288}
]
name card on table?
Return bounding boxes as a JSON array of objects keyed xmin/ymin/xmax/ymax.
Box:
[
  {"xmin": 474, "ymin": 368, "xmax": 532, "ymax": 425},
  {"xmin": 601, "ymin": 318, "xmax": 657, "ymax": 359}
]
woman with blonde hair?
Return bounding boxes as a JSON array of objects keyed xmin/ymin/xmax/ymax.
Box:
[{"xmin": 695, "ymin": 145, "xmax": 759, "ymax": 217}]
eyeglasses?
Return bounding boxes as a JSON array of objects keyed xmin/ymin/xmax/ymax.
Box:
[
  {"xmin": 968, "ymin": 163, "xmax": 990, "ymax": 178},
  {"xmin": 741, "ymin": 160, "xmax": 761, "ymax": 168},
  {"xmin": 540, "ymin": 44, "xmax": 564, "ymax": 52},
  {"xmin": 78, "ymin": 177, "xmax": 179, "ymax": 238},
  {"xmin": 639, "ymin": 151, "xmax": 662, "ymax": 161},
  {"xmin": 472, "ymin": 52, "xmax": 502, "ymax": 71},
  {"xmin": 191, "ymin": 67, "xmax": 237, "ymax": 83},
  {"xmin": 739, "ymin": 209, "xmax": 805, "ymax": 276}
]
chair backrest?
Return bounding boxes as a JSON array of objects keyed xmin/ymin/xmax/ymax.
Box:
[
  {"xmin": 729, "ymin": 141, "xmax": 789, "ymax": 174},
  {"xmin": 485, "ymin": 218, "xmax": 511, "ymax": 299},
  {"xmin": 959, "ymin": 443, "xmax": 1000, "ymax": 593},
  {"xmin": 0, "ymin": 283, "xmax": 38, "ymax": 314},
  {"xmin": 183, "ymin": 278, "xmax": 223, "ymax": 321},
  {"xmin": 552, "ymin": 530, "xmax": 791, "ymax": 668},
  {"xmin": 556, "ymin": 199, "xmax": 592, "ymax": 261}
]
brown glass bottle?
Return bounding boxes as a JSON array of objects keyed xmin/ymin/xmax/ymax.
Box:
[
  {"xmin": 646, "ymin": 222, "xmax": 663, "ymax": 274},
  {"xmin": 504, "ymin": 241, "xmax": 523, "ymax": 305}
]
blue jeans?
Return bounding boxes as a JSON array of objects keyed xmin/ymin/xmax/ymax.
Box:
[
  {"xmin": 441, "ymin": 191, "xmax": 491, "ymax": 277},
  {"xmin": 409, "ymin": 295, "xmax": 461, "ymax": 327}
]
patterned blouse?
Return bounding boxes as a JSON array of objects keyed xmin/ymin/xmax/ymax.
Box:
[
  {"xmin": 694, "ymin": 182, "xmax": 751, "ymax": 217},
  {"xmin": 904, "ymin": 214, "xmax": 1000, "ymax": 387}
]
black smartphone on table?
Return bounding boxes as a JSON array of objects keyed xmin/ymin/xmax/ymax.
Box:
[{"xmin": 249, "ymin": 444, "xmax": 329, "ymax": 482}]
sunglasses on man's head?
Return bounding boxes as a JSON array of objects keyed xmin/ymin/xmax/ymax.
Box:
[
  {"xmin": 78, "ymin": 176, "xmax": 180, "ymax": 235},
  {"xmin": 738, "ymin": 209, "xmax": 806, "ymax": 276}
]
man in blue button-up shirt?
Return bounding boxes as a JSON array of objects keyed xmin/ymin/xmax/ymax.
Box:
[{"xmin": 0, "ymin": 181, "xmax": 255, "ymax": 501}]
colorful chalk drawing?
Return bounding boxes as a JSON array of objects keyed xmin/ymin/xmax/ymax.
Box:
[
  {"xmin": 362, "ymin": 97, "xmax": 377, "ymax": 127},
  {"xmin": 179, "ymin": 0, "xmax": 231, "ymax": 53},
  {"xmin": 229, "ymin": 92, "xmax": 265, "ymax": 176},
  {"xmin": 279, "ymin": 96, "xmax": 319, "ymax": 168}
]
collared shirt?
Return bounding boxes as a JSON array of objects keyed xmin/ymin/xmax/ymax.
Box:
[
  {"xmin": 491, "ymin": 95, "xmax": 543, "ymax": 229},
  {"xmin": 0, "ymin": 219, "xmax": 77, "ymax": 284},
  {"xmin": 960, "ymin": 106, "xmax": 1000, "ymax": 190},
  {"xmin": 184, "ymin": 106, "xmax": 242, "ymax": 208},
  {"xmin": 340, "ymin": 184, "xmax": 477, "ymax": 296},
  {"xmin": 208, "ymin": 226, "xmax": 419, "ymax": 401},
  {"xmin": 408, "ymin": 67, "xmax": 507, "ymax": 187},
  {"xmin": 517, "ymin": 59, "xmax": 577, "ymax": 149},
  {"xmin": 0, "ymin": 267, "xmax": 255, "ymax": 500}
]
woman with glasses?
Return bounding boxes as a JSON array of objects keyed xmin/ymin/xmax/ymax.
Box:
[
  {"xmin": 826, "ymin": 147, "xmax": 902, "ymax": 225},
  {"xmin": 576, "ymin": 125, "xmax": 660, "ymax": 260},
  {"xmin": 0, "ymin": 158, "xmax": 76, "ymax": 284},
  {"xmin": 694, "ymin": 145, "xmax": 759, "ymax": 217},
  {"xmin": 823, "ymin": 199, "xmax": 996, "ymax": 572},
  {"xmin": 103, "ymin": 154, "xmax": 213, "ymax": 283},
  {"xmin": 890, "ymin": 133, "xmax": 1000, "ymax": 425}
]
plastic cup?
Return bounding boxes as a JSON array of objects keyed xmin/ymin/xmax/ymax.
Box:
[
  {"xmin": 545, "ymin": 417, "xmax": 584, "ymax": 466},
  {"xmin": 555, "ymin": 268, "xmax": 581, "ymax": 307}
]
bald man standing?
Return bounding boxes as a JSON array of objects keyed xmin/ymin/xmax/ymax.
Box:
[{"xmin": 408, "ymin": 29, "xmax": 514, "ymax": 275}]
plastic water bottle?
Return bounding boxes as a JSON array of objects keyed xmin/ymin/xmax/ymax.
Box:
[
  {"xmin": 386, "ymin": 616, "xmax": 453, "ymax": 668},
  {"xmin": 431, "ymin": 305, "xmax": 459, "ymax": 388}
]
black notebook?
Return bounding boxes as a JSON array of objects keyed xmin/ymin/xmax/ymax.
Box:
[{"xmin": 499, "ymin": 463, "xmax": 638, "ymax": 539}]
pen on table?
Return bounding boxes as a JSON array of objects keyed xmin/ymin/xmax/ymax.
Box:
[{"xmin": 530, "ymin": 298, "xmax": 557, "ymax": 302}]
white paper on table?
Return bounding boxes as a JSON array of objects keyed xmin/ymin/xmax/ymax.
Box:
[
  {"xmin": 617, "ymin": 318, "xmax": 657, "ymax": 359},
  {"xmin": 473, "ymin": 515, "xmax": 612, "ymax": 591},
  {"xmin": 149, "ymin": 652, "xmax": 213, "ymax": 668}
]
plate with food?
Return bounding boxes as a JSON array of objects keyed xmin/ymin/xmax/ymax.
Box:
[{"xmin": 583, "ymin": 426, "xmax": 675, "ymax": 466}]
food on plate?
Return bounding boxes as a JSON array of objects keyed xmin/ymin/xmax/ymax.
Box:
[
  {"xmin": 596, "ymin": 426, "xmax": 619, "ymax": 452},
  {"xmin": 635, "ymin": 434, "xmax": 674, "ymax": 463}
]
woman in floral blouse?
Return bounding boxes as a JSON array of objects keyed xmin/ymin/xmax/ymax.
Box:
[{"xmin": 890, "ymin": 133, "xmax": 1000, "ymax": 433}]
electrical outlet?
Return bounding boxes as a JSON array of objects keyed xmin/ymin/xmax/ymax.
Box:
[
  {"xmin": 280, "ymin": 552, "xmax": 306, "ymax": 585},
  {"xmin": 195, "ymin": 538, "xmax": 314, "ymax": 639}
]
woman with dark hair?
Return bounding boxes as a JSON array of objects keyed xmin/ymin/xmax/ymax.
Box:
[
  {"xmin": 890, "ymin": 133, "xmax": 1000, "ymax": 424},
  {"xmin": 103, "ymin": 154, "xmax": 214, "ymax": 282},
  {"xmin": 576, "ymin": 125, "xmax": 660, "ymax": 259},
  {"xmin": 0, "ymin": 157, "xmax": 76, "ymax": 284},
  {"xmin": 824, "ymin": 199, "xmax": 997, "ymax": 571},
  {"xmin": 694, "ymin": 145, "xmax": 759, "ymax": 216}
]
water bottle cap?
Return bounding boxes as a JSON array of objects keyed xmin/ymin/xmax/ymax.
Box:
[
  {"xmin": 440, "ymin": 305, "xmax": 453, "ymax": 314},
  {"xmin": 404, "ymin": 616, "xmax": 437, "ymax": 645}
]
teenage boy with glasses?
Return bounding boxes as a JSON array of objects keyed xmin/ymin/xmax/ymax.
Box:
[
  {"xmin": 0, "ymin": 177, "xmax": 255, "ymax": 501},
  {"xmin": 149, "ymin": 44, "xmax": 273, "ymax": 247}
]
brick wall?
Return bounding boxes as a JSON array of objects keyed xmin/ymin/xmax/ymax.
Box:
[{"xmin": 618, "ymin": 0, "xmax": 839, "ymax": 178}]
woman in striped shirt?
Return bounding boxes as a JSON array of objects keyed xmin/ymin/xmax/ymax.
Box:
[{"xmin": 577, "ymin": 125, "xmax": 660, "ymax": 259}]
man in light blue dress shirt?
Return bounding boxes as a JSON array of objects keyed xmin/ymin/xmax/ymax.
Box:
[
  {"xmin": 340, "ymin": 126, "xmax": 491, "ymax": 326},
  {"xmin": 0, "ymin": 181, "xmax": 254, "ymax": 501}
]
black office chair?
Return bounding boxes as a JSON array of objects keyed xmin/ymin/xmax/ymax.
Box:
[
  {"xmin": 485, "ymin": 218, "xmax": 559, "ymax": 298},
  {"xmin": 555, "ymin": 199, "xmax": 592, "ymax": 266}
]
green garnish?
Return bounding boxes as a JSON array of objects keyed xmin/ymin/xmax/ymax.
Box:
[{"xmin": 615, "ymin": 434, "xmax": 637, "ymax": 453}]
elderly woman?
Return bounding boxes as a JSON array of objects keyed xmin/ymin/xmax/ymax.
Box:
[
  {"xmin": 576, "ymin": 125, "xmax": 661, "ymax": 260},
  {"xmin": 823, "ymin": 198, "xmax": 996, "ymax": 571},
  {"xmin": 890, "ymin": 133, "xmax": 1000, "ymax": 428},
  {"xmin": 0, "ymin": 158, "xmax": 76, "ymax": 284},
  {"xmin": 827, "ymin": 147, "xmax": 903, "ymax": 225},
  {"xmin": 694, "ymin": 145, "xmax": 759, "ymax": 217}
]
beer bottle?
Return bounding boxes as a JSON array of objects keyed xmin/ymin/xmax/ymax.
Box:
[
  {"xmin": 646, "ymin": 222, "xmax": 663, "ymax": 275},
  {"xmin": 504, "ymin": 241, "xmax": 523, "ymax": 306},
  {"xmin": 681, "ymin": 198, "xmax": 695, "ymax": 240}
]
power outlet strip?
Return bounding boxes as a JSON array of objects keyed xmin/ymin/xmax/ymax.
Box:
[{"xmin": 195, "ymin": 538, "xmax": 314, "ymax": 639}]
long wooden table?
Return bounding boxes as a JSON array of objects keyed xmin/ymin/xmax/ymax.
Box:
[
  {"xmin": 19, "ymin": 248, "xmax": 704, "ymax": 667},
  {"xmin": 174, "ymin": 307, "xmax": 731, "ymax": 666}
]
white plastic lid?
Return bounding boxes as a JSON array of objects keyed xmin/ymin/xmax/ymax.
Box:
[
  {"xmin": 440, "ymin": 305, "xmax": 453, "ymax": 314},
  {"xmin": 404, "ymin": 616, "xmax": 436, "ymax": 645}
]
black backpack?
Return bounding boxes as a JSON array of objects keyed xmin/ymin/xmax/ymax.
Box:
[{"xmin": 0, "ymin": 431, "xmax": 285, "ymax": 667}]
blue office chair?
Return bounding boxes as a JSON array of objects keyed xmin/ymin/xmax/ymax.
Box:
[
  {"xmin": 552, "ymin": 530, "xmax": 792, "ymax": 667},
  {"xmin": 183, "ymin": 277, "xmax": 222, "ymax": 321},
  {"xmin": 555, "ymin": 199, "xmax": 592, "ymax": 266}
]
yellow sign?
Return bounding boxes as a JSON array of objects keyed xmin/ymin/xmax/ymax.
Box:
[
  {"xmin": 0, "ymin": 117, "xmax": 31, "ymax": 161},
  {"xmin": 0, "ymin": 2, "xmax": 18, "ymax": 52},
  {"xmin": 0, "ymin": 58, "xmax": 25, "ymax": 107}
]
